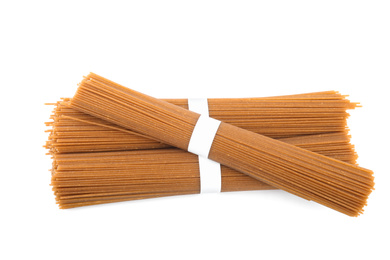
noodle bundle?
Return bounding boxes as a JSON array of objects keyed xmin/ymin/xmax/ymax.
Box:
[
  {"xmin": 46, "ymin": 92, "xmax": 357, "ymax": 160},
  {"xmin": 51, "ymin": 133, "xmax": 356, "ymax": 209},
  {"xmin": 66, "ymin": 73, "xmax": 374, "ymax": 216}
]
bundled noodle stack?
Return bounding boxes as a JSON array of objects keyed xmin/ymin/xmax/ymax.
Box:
[{"xmin": 45, "ymin": 74, "xmax": 374, "ymax": 216}]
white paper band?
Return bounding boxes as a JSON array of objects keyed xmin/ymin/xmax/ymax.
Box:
[
  {"xmin": 197, "ymin": 156, "xmax": 222, "ymax": 193},
  {"xmin": 187, "ymin": 115, "xmax": 221, "ymax": 158},
  {"xmin": 187, "ymin": 98, "xmax": 222, "ymax": 193}
]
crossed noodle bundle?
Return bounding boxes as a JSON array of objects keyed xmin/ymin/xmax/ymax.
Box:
[
  {"xmin": 66, "ymin": 73, "xmax": 374, "ymax": 216},
  {"xmin": 46, "ymin": 93, "xmax": 359, "ymax": 209}
]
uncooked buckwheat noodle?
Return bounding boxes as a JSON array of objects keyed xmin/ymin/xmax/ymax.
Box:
[
  {"xmin": 45, "ymin": 92, "xmax": 358, "ymax": 158},
  {"xmin": 51, "ymin": 133, "xmax": 357, "ymax": 209},
  {"xmin": 47, "ymin": 93, "xmax": 358, "ymax": 209},
  {"xmin": 68, "ymin": 73, "xmax": 374, "ymax": 216}
]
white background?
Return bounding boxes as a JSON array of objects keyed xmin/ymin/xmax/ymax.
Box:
[{"xmin": 1, "ymin": 1, "xmax": 389, "ymax": 259}]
